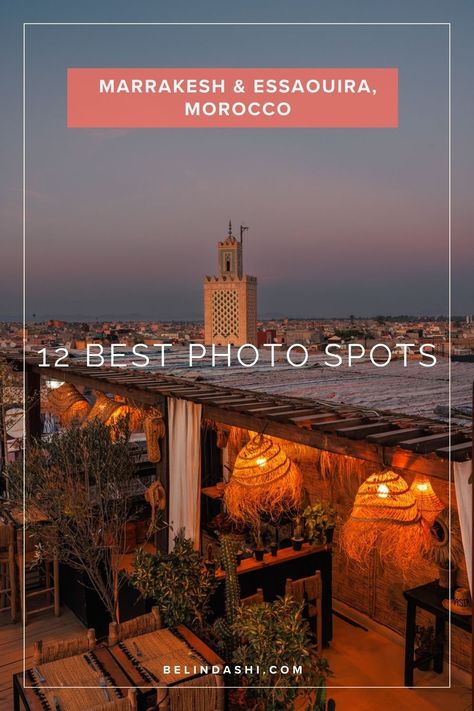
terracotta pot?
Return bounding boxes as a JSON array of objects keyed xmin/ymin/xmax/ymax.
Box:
[{"xmin": 438, "ymin": 564, "xmax": 457, "ymax": 589}]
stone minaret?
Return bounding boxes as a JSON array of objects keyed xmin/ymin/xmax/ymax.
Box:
[{"xmin": 204, "ymin": 221, "xmax": 257, "ymax": 346}]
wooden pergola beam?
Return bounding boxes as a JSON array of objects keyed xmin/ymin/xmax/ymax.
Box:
[{"xmin": 3, "ymin": 352, "xmax": 464, "ymax": 481}]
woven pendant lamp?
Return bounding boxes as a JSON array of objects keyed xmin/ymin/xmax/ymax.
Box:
[
  {"xmin": 83, "ymin": 393, "xmax": 143, "ymax": 440},
  {"xmin": 105, "ymin": 402, "xmax": 143, "ymax": 432},
  {"xmin": 46, "ymin": 383, "xmax": 90, "ymax": 425},
  {"xmin": 83, "ymin": 392, "xmax": 121, "ymax": 425},
  {"xmin": 409, "ymin": 475, "xmax": 444, "ymax": 525},
  {"xmin": 224, "ymin": 434, "xmax": 303, "ymax": 525},
  {"xmin": 342, "ymin": 469, "xmax": 424, "ymax": 572}
]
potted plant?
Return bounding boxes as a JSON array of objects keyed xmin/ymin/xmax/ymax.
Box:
[
  {"xmin": 302, "ymin": 501, "xmax": 337, "ymax": 544},
  {"xmin": 231, "ymin": 594, "xmax": 333, "ymax": 710},
  {"xmin": 414, "ymin": 625, "xmax": 443, "ymax": 671},
  {"xmin": 291, "ymin": 515, "xmax": 304, "ymax": 551},
  {"xmin": 252, "ymin": 520, "xmax": 266, "ymax": 562},
  {"xmin": 204, "ymin": 543, "xmax": 216, "ymax": 573},
  {"xmin": 438, "ymin": 559, "xmax": 457, "ymax": 589},
  {"xmin": 6, "ymin": 418, "xmax": 142, "ymax": 627},
  {"xmin": 131, "ymin": 530, "xmax": 218, "ymax": 631}
]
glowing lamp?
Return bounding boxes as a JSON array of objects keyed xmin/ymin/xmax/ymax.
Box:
[
  {"xmin": 409, "ymin": 475, "xmax": 444, "ymax": 524},
  {"xmin": 224, "ymin": 434, "xmax": 303, "ymax": 525},
  {"xmin": 46, "ymin": 383, "xmax": 89, "ymax": 425},
  {"xmin": 341, "ymin": 469, "xmax": 424, "ymax": 572}
]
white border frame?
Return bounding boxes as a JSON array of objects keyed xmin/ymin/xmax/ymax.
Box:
[{"xmin": 22, "ymin": 21, "xmax": 452, "ymax": 693}]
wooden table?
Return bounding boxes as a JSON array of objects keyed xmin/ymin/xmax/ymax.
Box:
[
  {"xmin": 403, "ymin": 580, "xmax": 472, "ymax": 686},
  {"xmin": 201, "ymin": 486, "xmax": 225, "ymax": 500},
  {"xmin": 108, "ymin": 624, "xmax": 224, "ymax": 710},
  {"xmin": 13, "ymin": 646, "xmax": 131, "ymax": 711}
]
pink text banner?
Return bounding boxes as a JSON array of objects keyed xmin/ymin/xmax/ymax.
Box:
[{"xmin": 67, "ymin": 68, "xmax": 398, "ymax": 129}]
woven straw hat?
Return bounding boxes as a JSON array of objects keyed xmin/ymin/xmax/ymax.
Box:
[{"xmin": 442, "ymin": 588, "xmax": 472, "ymax": 616}]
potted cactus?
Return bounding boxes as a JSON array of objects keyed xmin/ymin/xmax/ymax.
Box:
[
  {"xmin": 252, "ymin": 519, "xmax": 266, "ymax": 562},
  {"xmin": 291, "ymin": 514, "xmax": 304, "ymax": 551}
]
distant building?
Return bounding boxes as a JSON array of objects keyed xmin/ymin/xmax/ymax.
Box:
[
  {"xmin": 284, "ymin": 329, "xmax": 323, "ymax": 346},
  {"xmin": 257, "ymin": 329, "xmax": 276, "ymax": 347},
  {"xmin": 203, "ymin": 221, "xmax": 257, "ymax": 346}
]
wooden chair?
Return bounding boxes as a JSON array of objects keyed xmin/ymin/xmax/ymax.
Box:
[
  {"xmin": 0, "ymin": 522, "xmax": 17, "ymax": 622},
  {"xmin": 285, "ymin": 571, "xmax": 323, "ymax": 650},
  {"xmin": 33, "ymin": 628, "xmax": 96, "ymax": 664},
  {"xmin": 156, "ymin": 675, "xmax": 224, "ymax": 711},
  {"xmin": 108, "ymin": 606, "xmax": 162, "ymax": 646},
  {"xmin": 16, "ymin": 527, "xmax": 60, "ymax": 625},
  {"xmin": 241, "ymin": 588, "xmax": 264, "ymax": 607}
]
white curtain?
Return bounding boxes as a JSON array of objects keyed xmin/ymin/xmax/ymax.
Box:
[
  {"xmin": 453, "ymin": 460, "xmax": 472, "ymax": 594},
  {"xmin": 167, "ymin": 397, "xmax": 202, "ymax": 552}
]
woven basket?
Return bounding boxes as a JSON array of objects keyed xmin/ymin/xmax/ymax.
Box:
[{"xmin": 143, "ymin": 411, "xmax": 166, "ymax": 463}]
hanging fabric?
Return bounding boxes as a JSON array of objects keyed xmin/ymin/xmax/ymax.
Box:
[
  {"xmin": 454, "ymin": 460, "xmax": 472, "ymax": 594},
  {"xmin": 167, "ymin": 397, "xmax": 202, "ymax": 551}
]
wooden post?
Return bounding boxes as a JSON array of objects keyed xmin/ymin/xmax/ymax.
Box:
[
  {"xmin": 17, "ymin": 543, "xmax": 26, "ymax": 626},
  {"xmin": 155, "ymin": 395, "xmax": 169, "ymax": 554},
  {"xmin": 128, "ymin": 688, "xmax": 138, "ymax": 711},
  {"xmin": 108, "ymin": 621, "xmax": 119, "ymax": 646},
  {"xmin": 33, "ymin": 640, "xmax": 43, "ymax": 665},
  {"xmin": 151, "ymin": 605, "xmax": 162, "ymax": 628},
  {"xmin": 87, "ymin": 627, "xmax": 96, "ymax": 650},
  {"xmin": 156, "ymin": 688, "xmax": 169, "ymax": 710},
  {"xmin": 25, "ymin": 366, "xmax": 41, "ymax": 441},
  {"xmin": 53, "ymin": 554, "xmax": 60, "ymax": 617}
]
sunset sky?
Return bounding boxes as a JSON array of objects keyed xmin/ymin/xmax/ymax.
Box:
[{"xmin": 1, "ymin": 1, "xmax": 472, "ymax": 320}]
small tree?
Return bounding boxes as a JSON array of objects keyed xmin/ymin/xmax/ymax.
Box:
[
  {"xmin": 131, "ymin": 530, "xmax": 218, "ymax": 630},
  {"xmin": 6, "ymin": 418, "xmax": 139, "ymax": 623}
]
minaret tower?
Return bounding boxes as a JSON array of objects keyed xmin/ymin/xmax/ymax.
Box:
[
  {"xmin": 218, "ymin": 220, "xmax": 243, "ymax": 278},
  {"xmin": 204, "ymin": 221, "xmax": 257, "ymax": 346}
]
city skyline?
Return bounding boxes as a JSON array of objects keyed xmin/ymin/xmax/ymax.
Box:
[{"xmin": 1, "ymin": 3, "xmax": 473, "ymax": 321}]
